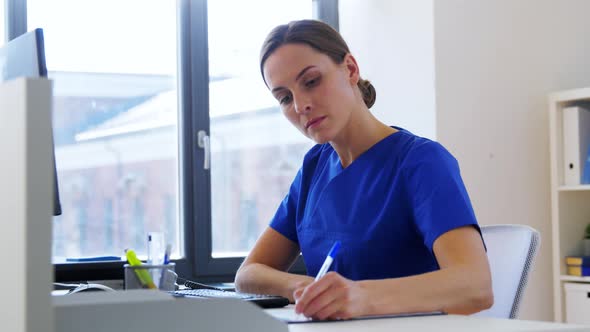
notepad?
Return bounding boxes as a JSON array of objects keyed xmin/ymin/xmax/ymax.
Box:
[{"xmin": 266, "ymin": 307, "xmax": 445, "ymax": 324}]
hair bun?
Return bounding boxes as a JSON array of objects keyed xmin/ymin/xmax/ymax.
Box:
[{"xmin": 358, "ymin": 78, "xmax": 376, "ymax": 108}]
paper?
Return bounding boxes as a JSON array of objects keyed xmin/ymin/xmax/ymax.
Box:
[{"xmin": 265, "ymin": 307, "xmax": 445, "ymax": 324}]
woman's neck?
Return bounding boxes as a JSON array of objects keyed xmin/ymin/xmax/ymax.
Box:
[{"xmin": 330, "ymin": 108, "xmax": 396, "ymax": 168}]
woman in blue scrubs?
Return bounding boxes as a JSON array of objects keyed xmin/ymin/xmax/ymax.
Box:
[{"xmin": 234, "ymin": 19, "xmax": 493, "ymax": 320}]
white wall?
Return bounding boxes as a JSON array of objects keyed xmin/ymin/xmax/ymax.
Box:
[
  {"xmin": 339, "ymin": 0, "xmax": 436, "ymax": 139},
  {"xmin": 434, "ymin": 0, "xmax": 590, "ymax": 321},
  {"xmin": 341, "ymin": 0, "xmax": 590, "ymax": 321}
]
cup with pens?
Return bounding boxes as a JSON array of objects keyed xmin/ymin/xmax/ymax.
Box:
[{"xmin": 124, "ymin": 232, "xmax": 176, "ymax": 291}]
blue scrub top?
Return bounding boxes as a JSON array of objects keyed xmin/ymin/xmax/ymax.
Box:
[{"xmin": 269, "ymin": 127, "xmax": 480, "ymax": 281}]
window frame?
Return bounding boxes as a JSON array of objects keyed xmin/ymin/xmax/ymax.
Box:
[
  {"xmin": 5, "ymin": 0, "xmax": 338, "ymax": 283},
  {"xmin": 5, "ymin": 0, "xmax": 27, "ymax": 41}
]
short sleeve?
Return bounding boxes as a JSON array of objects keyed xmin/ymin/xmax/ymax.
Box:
[
  {"xmin": 269, "ymin": 168, "xmax": 303, "ymax": 244},
  {"xmin": 403, "ymin": 141, "xmax": 479, "ymax": 252}
]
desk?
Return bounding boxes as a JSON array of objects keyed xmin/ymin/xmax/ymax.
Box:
[{"xmin": 266, "ymin": 306, "xmax": 587, "ymax": 332}]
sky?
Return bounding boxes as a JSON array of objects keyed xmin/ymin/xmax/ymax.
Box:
[{"xmin": 27, "ymin": 0, "xmax": 176, "ymax": 75}]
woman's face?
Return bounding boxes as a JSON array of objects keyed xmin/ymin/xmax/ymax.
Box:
[{"xmin": 263, "ymin": 43, "xmax": 359, "ymax": 144}]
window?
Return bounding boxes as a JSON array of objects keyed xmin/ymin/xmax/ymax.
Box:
[
  {"xmin": 7, "ymin": 0, "xmax": 337, "ymax": 282},
  {"xmin": 28, "ymin": 0, "xmax": 180, "ymax": 263},
  {"xmin": 192, "ymin": 0, "xmax": 338, "ymax": 278},
  {"xmin": 208, "ymin": 0, "xmax": 314, "ymax": 257}
]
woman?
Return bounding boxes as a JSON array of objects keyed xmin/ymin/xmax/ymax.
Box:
[{"xmin": 234, "ymin": 19, "xmax": 493, "ymax": 320}]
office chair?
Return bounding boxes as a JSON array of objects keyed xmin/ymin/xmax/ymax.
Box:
[{"xmin": 473, "ymin": 224, "xmax": 540, "ymax": 319}]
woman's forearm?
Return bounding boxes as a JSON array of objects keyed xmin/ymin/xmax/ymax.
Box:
[
  {"xmin": 235, "ymin": 263, "xmax": 314, "ymax": 302},
  {"xmin": 361, "ymin": 264, "xmax": 493, "ymax": 315}
]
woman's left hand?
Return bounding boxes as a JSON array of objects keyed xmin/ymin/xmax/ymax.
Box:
[{"xmin": 293, "ymin": 271, "xmax": 369, "ymax": 320}]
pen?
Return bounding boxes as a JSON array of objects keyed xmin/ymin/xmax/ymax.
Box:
[
  {"xmin": 125, "ymin": 249, "xmax": 157, "ymax": 289},
  {"xmin": 294, "ymin": 242, "xmax": 340, "ymax": 319},
  {"xmin": 315, "ymin": 241, "xmax": 341, "ymax": 281},
  {"xmin": 163, "ymin": 244, "xmax": 172, "ymax": 265},
  {"xmin": 66, "ymin": 256, "xmax": 122, "ymax": 262},
  {"xmin": 159, "ymin": 244, "xmax": 172, "ymax": 289}
]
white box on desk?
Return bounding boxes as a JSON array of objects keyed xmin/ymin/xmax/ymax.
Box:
[
  {"xmin": 564, "ymin": 282, "xmax": 590, "ymax": 324},
  {"xmin": 53, "ymin": 290, "xmax": 288, "ymax": 332},
  {"xmin": 0, "ymin": 78, "xmax": 54, "ymax": 332}
]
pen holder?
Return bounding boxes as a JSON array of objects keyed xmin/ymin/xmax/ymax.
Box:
[{"xmin": 124, "ymin": 263, "xmax": 177, "ymax": 291}]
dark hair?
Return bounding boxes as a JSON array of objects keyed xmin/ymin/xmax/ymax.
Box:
[{"xmin": 260, "ymin": 19, "xmax": 376, "ymax": 109}]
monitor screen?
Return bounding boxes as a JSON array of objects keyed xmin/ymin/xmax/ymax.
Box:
[{"xmin": 0, "ymin": 28, "xmax": 62, "ymax": 215}]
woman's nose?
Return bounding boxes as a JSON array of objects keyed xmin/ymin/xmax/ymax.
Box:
[{"xmin": 294, "ymin": 97, "xmax": 312, "ymax": 114}]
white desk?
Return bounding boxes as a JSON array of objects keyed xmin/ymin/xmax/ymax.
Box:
[{"xmin": 266, "ymin": 307, "xmax": 588, "ymax": 332}]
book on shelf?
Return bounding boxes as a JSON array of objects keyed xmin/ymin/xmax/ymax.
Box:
[
  {"xmin": 562, "ymin": 106, "xmax": 590, "ymax": 185},
  {"xmin": 566, "ymin": 265, "xmax": 590, "ymax": 277},
  {"xmin": 565, "ymin": 256, "xmax": 590, "ymax": 266},
  {"xmin": 583, "ymin": 144, "xmax": 590, "ymax": 184}
]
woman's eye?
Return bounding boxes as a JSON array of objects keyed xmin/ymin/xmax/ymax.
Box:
[
  {"xmin": 279, "ymin": 95, "xmax": 292, "ymax": 105},
  {"xmin": 305, "ymin": 76, "xmax": 320, "ymax": 87}
]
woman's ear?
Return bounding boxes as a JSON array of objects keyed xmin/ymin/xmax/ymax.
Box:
[{"xmin": 343, "ymin": 53, "xmax": 360, "ymax": 86}]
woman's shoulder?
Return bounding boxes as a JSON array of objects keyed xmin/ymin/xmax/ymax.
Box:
[{"xmin": 391, "ymin": 127, "xmax": 457, "ymax": 165}]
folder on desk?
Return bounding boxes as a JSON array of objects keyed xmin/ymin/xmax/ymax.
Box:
[{"xmin": 562, "ymin": 106, "xmax": 590, "ymax": 185}]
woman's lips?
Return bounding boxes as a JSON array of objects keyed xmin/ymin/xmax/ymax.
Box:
[{"xmin": 306, "ymin": 116, "xmax": 326, "ymax": 129}]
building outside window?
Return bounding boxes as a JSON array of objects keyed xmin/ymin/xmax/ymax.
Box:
[
  {"xmin": 28, "ymin": 0, "xmax": 180, "ymax": 261},
  {"xmin": 207, "ymin": 0, "xmax": 315, "ymax": 257}
]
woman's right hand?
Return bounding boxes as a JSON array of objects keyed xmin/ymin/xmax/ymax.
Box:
[
  {"xmin": 291, "ymin": 279, "xmax": 313, "ymax": 303},
  {"xmin": 293, "ymin": 272, "xmax": 370, "ymax": 320}
]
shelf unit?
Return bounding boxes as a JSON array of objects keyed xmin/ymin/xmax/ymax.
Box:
[{"xmin": 549, "ymin": 87, "xmax": 590, "ymax": 322}]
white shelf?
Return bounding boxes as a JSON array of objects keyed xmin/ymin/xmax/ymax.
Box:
[
  {"xmin": 558, "ymin": 185, "xmax": 590, "ymax": 192},
  {"xmin": 550, "ymin": 87, "xmax": 590, "ymax": 103},
  {"xmin": 560, "ymin": 275, "xmax": 590, "ymax": 282},
  {"xmin": 549, "ymin": 86, "xmax": 590, "ymax": 323}
]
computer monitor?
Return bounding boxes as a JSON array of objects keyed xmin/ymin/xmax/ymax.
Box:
[{"xmin": 0, "ymin": 28, "xmax": 62, "ymax": 215}]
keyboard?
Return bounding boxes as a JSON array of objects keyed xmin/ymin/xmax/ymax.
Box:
[{"xmin": 171, "ymin": 288, "xmax": 290, "ymax": 309}]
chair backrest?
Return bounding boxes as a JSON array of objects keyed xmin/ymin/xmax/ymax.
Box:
[{"xmin": 473, "ymin": 224, "xmax": 540, "ymax": 319}]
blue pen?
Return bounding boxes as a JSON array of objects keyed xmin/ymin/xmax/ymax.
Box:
[
  {"xmin": 158, "ymin": 244, "xmax": 173, "ymax": 289},
  {"xmin": 163, "ymin": 244, "xmax": 172, "ymax": 265},
  {"xmin": 66, "ymin": 256, "xmax": 122, "ymax": 262},
  {"xmin": 315, "ymin": 241, "xmax": 341, "ymax": 281}
]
